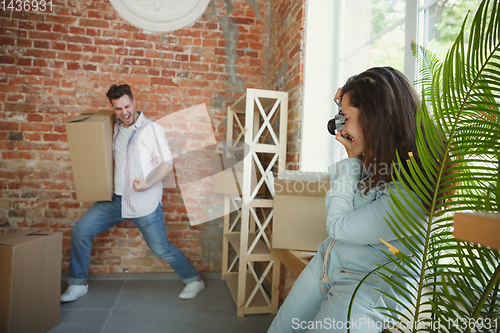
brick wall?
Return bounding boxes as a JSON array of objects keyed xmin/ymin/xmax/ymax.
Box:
[
  {"xmin": 267, "ymin": 0, "xmax": 306, "ymax": 172},
  {"xmin": 0, "ymin": 0, "xmax": 274, "ymax": 274},
  {"xmin": 266, "ymin": 0, "xmax": 306, "ymax": 301}
]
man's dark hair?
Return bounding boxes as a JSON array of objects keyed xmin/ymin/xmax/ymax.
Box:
[{"xmin": 106, "ymin": 84, "xmax": 133, "ymax": 103}]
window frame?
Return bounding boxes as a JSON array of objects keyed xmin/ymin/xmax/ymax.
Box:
[{"xmin": 300, "ymin": 0, "xmax": 443, "ymax": 172}]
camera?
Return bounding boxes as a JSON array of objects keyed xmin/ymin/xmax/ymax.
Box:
[{"xmin": 327, "ymin": 99, "xmax": 346, "ymax": 136}]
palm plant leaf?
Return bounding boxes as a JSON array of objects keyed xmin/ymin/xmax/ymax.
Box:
[{"xmin": 347, "ymin": 1, "xmax": 500, "ymax": 332}]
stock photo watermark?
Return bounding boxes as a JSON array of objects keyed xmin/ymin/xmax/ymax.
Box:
[{"xmin": 291, "ymin": 317, "xmax": 499, "ymax": 331}]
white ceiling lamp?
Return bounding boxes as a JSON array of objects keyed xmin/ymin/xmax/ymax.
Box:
[{"xmin": 109, "ymin": 0, "xmax": 210, "ymax": 33}]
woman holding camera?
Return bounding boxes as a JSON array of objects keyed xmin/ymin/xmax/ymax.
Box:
[{"xmin": 268, "ymin": 67, "xmax": 427, "ymax": 332}]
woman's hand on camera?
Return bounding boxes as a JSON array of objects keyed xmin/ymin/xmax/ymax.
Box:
[
  {"xmin": 334, "ymin": 88, "xmax": 342, "ymax": 104},
  {"xmin": 336, "ymin": 131, "xmax": 362, "ymax": 160}
]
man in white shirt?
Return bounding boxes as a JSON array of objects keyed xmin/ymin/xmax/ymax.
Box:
[{"xmin": 61, "ymin": 84, "xmax": 205, "ymax": 302}]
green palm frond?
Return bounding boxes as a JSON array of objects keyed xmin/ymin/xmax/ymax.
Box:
[{"xmin": 348, "ymin": 1, "xmax": 500, "ymax": 332}]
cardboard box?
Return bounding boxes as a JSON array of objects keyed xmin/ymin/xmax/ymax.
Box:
[
  {"xmin": 272, "ymin": 171, "xmax": 331, "ymax": 251},
  {"xmin": 0, "ymin": 229, "xmax": 62, "ymax": 333},
  {"xmin": 213, "ymin": 154, "xmax": 258, "ymax": 196},
  {"xmin": 453, "ymin": 212, "xmax": 500, "ymax": 250},
  {"xmin": 65, "ymin": 110, "xmax": 115, "ymax": 202}
]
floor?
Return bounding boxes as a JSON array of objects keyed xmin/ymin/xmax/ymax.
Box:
[{"xmin": 47, "ymin": 273, "xmax": 275, "ymax": 333}]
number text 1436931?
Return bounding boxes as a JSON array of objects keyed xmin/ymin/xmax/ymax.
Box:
[{"xmin": 1, "ymin": 0, "xmax": 53, "ymax": 12}]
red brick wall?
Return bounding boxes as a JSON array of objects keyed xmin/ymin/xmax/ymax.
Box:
[
  {"xmin": 267, "ymin": 0, "xmax": 306, "ymax": 172},
  {"xmin": 266, "ymin": 0, "xmax": 306, "ymax": 301},
  {"xmin": 0, "ymin": 0, "xmax": 272, "ymax": 274}
]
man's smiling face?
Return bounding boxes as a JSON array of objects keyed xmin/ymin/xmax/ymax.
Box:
[{"xmin": 111, "ymin": 94, "xmax": 138, "ymax": 128}]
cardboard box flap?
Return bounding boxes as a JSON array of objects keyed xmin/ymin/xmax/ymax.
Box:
[
  {"xmin": 0, "ymin": 230, "xmax": 35, "ymax": 243},
  {"xmin": 28, "ymin": 229, "xmax": 56, "ymax": 236},
  {"xmin": 274, "ymin": 179, "xmax": 330, "ymax": 197},
  {"xmin": 212, "ymin": 154, "xmax": 260, "ymax": 195},
  {"xmin": 278, "ymin": 170, "xmax": 330, "ymax": 182},
  {"xmin": 65, "ymin": 110, "xmax": 115, "ymax": 124},
  {"xmin": 214, "ymin": 155, "xmax": 243, "ymax": 172},
  {"xmin": 0, "ymin": 229, "xmax": 49, "ymax": 246},
  {"xmin": 66, "ymin": 114, "xmax": 92, "ymax": 123},
  {"xmin": 96, "ymin": 109, "xmax": 115, "ymax": 116}
]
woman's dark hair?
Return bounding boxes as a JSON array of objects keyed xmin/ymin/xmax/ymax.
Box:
[
  {"xmin": 341, "ymin": 67, "xmax": 420, "ymax": 191},
  {"xmin": 106, "ymin": 84, "xmax": 133, "ymax": 104},
  {"xmin": 341, "ymin": 66, "xmax": 453, "ymax": 212}
]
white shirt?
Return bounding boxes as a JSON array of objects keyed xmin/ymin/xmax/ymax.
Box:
[
  {"xmin": 113, "ymin": 112, "xmax": 173, "ymax": 218},
  {"xmin": 114, "ymin": 123, "xmax": 134, "ymax": 196}
]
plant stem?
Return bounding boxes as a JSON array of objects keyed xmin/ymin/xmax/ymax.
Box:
[
  {"xmin": 465, "ymin": 262, "xmax": 500, "ymax": 333},
  {"xmin": 486, "ymin": 273, "xmax": 499, "ymax": 319}
]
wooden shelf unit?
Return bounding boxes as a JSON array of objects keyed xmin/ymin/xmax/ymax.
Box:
[
  {"xmin": 221, "ymin": 88, "xmax": 288, "ymax": 317},
  {"xmin": 270, "ymin": 248, "xmax": 314, "ymax": 278}
]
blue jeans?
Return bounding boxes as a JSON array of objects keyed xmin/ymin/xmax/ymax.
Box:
[
  {"xmin": 268, "ymin": 239, "xmax": 398, "ymax": 333},
  {"xmin": 68, "ymin": 195, "xmax": 200, "ymax": 285}
]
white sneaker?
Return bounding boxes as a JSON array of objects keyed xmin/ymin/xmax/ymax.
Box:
[
  {"xmin": 60, "ymin": 284, "xmax": 88, "ymax": 302},
  {"xmin": 179, "ymin": 280, "xmax": 205, "ymax": 299}
]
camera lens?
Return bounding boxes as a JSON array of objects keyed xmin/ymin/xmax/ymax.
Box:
[{"xmin": 327, "ymin": 118, "xmax": 337, "ymax": 135}]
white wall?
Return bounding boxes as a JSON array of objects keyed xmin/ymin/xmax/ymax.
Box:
[{"xmin": 300, "ymin": 0, "xmax": 343, "ymax": 172}]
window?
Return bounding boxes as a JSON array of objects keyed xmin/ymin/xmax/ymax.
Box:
[{"xmin": 301, "ymin": 0, "xmax": 482, "ymax": 172}]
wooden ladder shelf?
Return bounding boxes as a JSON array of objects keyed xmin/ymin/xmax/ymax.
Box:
[{"xmin": 221, "ymin": 88, "xmax": 288, "ymax": 316}]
